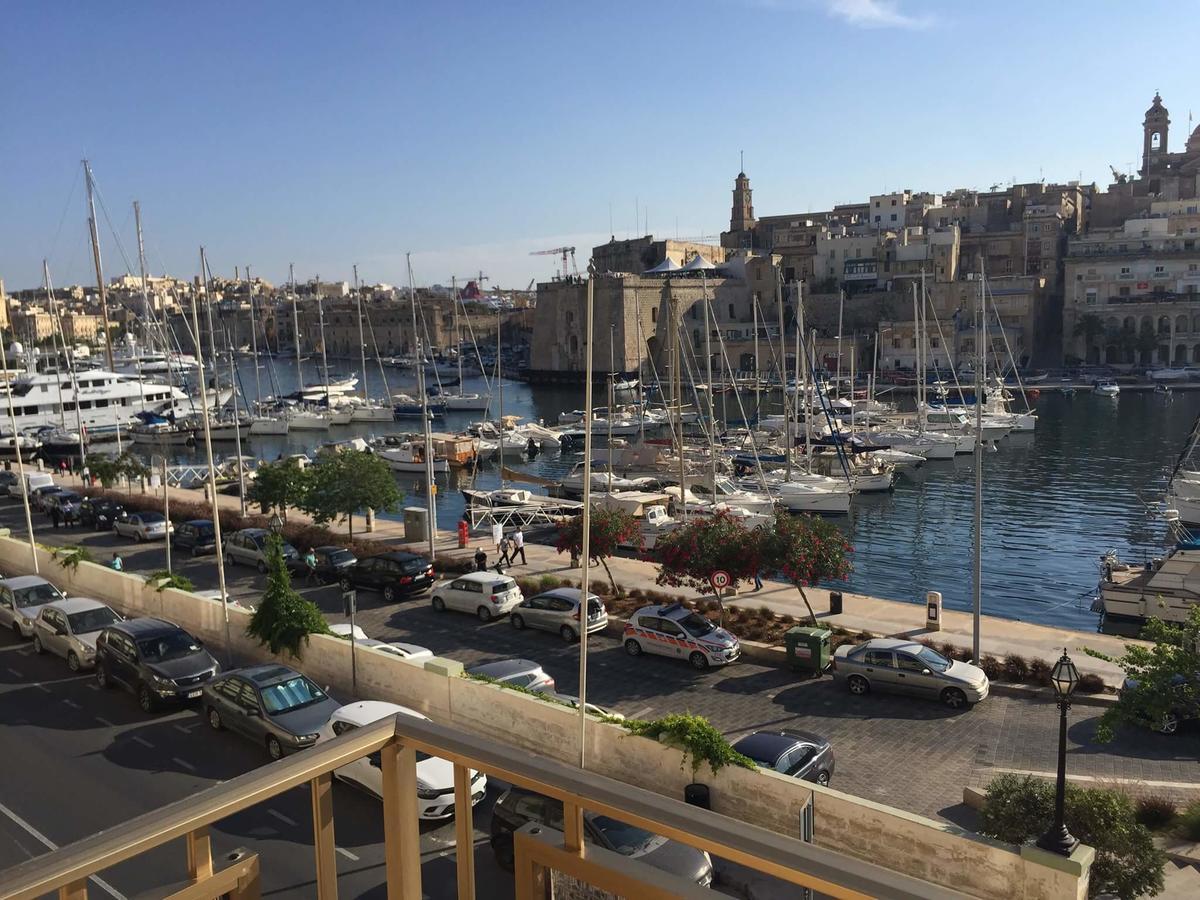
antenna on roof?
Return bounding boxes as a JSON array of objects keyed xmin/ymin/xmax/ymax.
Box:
[{"xmin": 740, "ymin": 149, "xmax": 744, "ymax": 173}]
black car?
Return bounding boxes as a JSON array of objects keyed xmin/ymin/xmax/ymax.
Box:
[
  {"xmin": 172, "ymin": 519, "xmax": 217, "ymax": 556},
  {"xmin": 730, "ymin": 730, "xmax": 835, "ymax": 786},
  {"xmin": 338, "ymin": 551, "xmax": 434, "ymax": 602},
  {"xmin": 79, "ymin": 497, "xmax": 126, "ymax": 529},
  {"xmin": 489, "ymin": 786, "xmax": 713, "ymax": 885},
  {"xmin": 1120, "ymin": 674, "xmax": 1199, "ymax": 734},
  {"xmin": 94, "ymin": 617, "xmax": 220, "ymax": 713},
  {"xmin": 288, "ymin": 545, "xmax": 358, "ymax": 584}
]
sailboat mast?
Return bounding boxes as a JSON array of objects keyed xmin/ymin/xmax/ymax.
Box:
[
  {"xmin": 354, "ymin": 265, "xmax": 368, "ymax": 401},
  {"xmin": 83, "ymin": 160, "xmax": 116, "ymax": 373},
  {"xmin": 406, "ymin": 255, "xmax": 437, "ymax": 559},
  {"xmin": 752, "ymin": 292, "xmax": 760, "ymax": 422},
  {"xmin": 496, "ymin": 301, "xmax": 504, "ymax": 488},
  {"xmin": 290, "ymin": 264, "xmax": 302, "ymax": 391},
  {"xmin": 912, "ymin": 283, "xmax": 922, "ymax": 432},
  {"xmin": 452, "ymin": 277, "xmax": 463, "ymax": 391},
  {"xmin": 669, "ymin": 287, "xmax": 685, "ymax": 522},
  {"xmin": 835, "ymin": 289, "xmax": 844, "ymax": 398},
  {"xmin": 133, "ymin": 201, "xmax": 152, "ymax": 412},
  {"xmin": 797, "ymin": 282, "xmax": 809, "ymax": 473},
  {"xmin": 703, "ymin": 273, "xmax": 717, "ymax": 498},
  {"xmin": 246, "ymin": 266, "xmax": 262, "ymax": 411},
  {"xmin": 972, "ymin": 268, "xmax": 984, "ymax": 661},
  {"xmin": 777, "ymin": 272, "xmax": 791, "ymax": 481},
  {"xmin": 316, "ymin": 277, "xmax": 331, "ymax": 406}
]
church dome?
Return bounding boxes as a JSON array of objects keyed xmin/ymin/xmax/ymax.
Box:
[{"xmin": 1146, "ymin": 92, "xmax": 1168, "ymax": 118}]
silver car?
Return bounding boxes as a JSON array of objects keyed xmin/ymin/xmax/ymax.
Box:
[
  {"xmin": 466, "ymin": 658, "xmax": 556, "ymax": 691},
  {"xmin": 32, "ymin": 598, "xmax": 123, "ymax": 670},
  {"xmin": 224, "ymin": 528, "xmax": 299, "ymax": 573},
  {"xmin": 832, "ymin": 638, "xmax": 989, "ymax": 710},
  {"xmin": 510, "ymin": 588, "xmax": 608, "ymax": 642},
  {"xmin": 113, "ymin": 511, "xmax": 173, "ymax": 542},
  {"xmin": 0, "ymin": 576, "xmax": 68, "ymax": 638}
]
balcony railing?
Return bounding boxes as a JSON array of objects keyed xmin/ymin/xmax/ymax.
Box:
[{"xmin": 0, "ymin": 711, "xmax": 967, "ymax": 900}]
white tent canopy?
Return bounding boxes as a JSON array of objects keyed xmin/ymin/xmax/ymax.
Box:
[
  {"xmin": 642, "ymin": 258, "xmax": 682, "ymax": 274},
  {"xmin": 679, "ymin": 253, "xmax": 718, "ymax": 271}
]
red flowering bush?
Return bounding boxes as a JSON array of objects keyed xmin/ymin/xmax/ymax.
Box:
[
  {"xmin": 759, "ymin": 510, "xmax": 852, "ymax": 623},
  {"xmin": 652, "ymin": 510, "xmax": 765, "ymax": 595},
  {"xmin": 556, "ymin": 507, "xmax": 641, "ymax": 588}
]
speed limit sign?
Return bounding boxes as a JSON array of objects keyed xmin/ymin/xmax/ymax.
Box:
[{"xmin": 709, "ymin": 570, "xmax": 731, "ymax": 592}]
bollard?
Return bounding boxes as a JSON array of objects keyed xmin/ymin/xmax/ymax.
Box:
[
  {"xmin": 457, "ymin": 520, "xmax": 469, "ymax": 549},
  {"xmin": 366, "ymin": 508, "xmax": 375, "ymax": 533},
  {"xmin": 926, "ymin": 590, "xmax": 942, "ymax": 632}
]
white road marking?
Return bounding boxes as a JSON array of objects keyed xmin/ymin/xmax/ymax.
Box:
[
  {"xmin": 171, "ymin": 757, "xmax": 196, "ymax": 772},
  {"xmin": 94, "ymin": 716, "xmax": 115, "ymax": 728},
  {"xmin": 62, "ymin": 698, "xmax": 81, "ymax": 709},
  {"xmin": 173, "ymin": 723, "xmax": 195, "ymax": 734},
  {"xmin": 336, "ymin": 846, "xmax": 360, "ymax": 861},
  {"xmin": 131, "ymin": 735, "xmax": 155, "ymax": 749},
  {"xmin": 628, "ymin": 706, "xmax": 655, "ymax": 720},
  {"xmin": 87, "ymin": 683, "xmax": 100, "ymax": 691},
  {"xmin": 0, "ymin": 800, "xmax": 128, "ymax": 899},
  {"xmin": 267, "ymin": 808, "xmax": 298, "ymax": 827},
  {"xmin": 5, "ymin": 667, "xmax": 21, "ymax": 677},
  {"xmin": 33, "ymin": 683, "xmax": 51, "ymax": 693}
]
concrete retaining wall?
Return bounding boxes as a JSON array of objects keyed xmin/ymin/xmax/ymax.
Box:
[{"xmin": 2, "ymin": 534, "xmax": 1089, "ymax": 899}]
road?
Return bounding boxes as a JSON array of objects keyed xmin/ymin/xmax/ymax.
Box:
[{"xmin": 2, "ymin": 493, "xmax": 1200, "ymax": 894}]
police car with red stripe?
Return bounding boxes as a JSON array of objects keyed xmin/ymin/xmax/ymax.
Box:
[{"xmin": 623, "ymin": 602, "xmax": 740, "ymax": 670}]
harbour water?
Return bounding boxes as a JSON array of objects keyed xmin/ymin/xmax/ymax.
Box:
[{"xmin": 130, "ymin": 358, "xmax": 1196, "ymax": 633}]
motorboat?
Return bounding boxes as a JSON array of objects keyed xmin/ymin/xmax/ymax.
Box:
[
  {"xmin": 374, "ymin": 439, "xmax": 449, "ymax": 474},
  {"xmin": 0, "ymin": 432, "xmax": 41, "ymax": 455},
  {"xmin": 866, "ymin": 429, "xmax": 957, "ymax": 460},
  {"xmin": 350, "ymin": 402, "xmax": 396, "ymax": 423},
  {"xmin": 919, "ymin": 406, "xmax": 1012, "ymax": 444},
  {"xmin": 442, "ymin": 392, "xmax": 491, "ymax": 411},
  {"xmin": 1149, "ymin": 368, "xmax": 1190, "ymax": 383},
  {"xmin": 1097, "ymin": 540, "xmax": 1200, "ymax": 628},
  {"xmin": 461, "ymin": 487, "xmax": 582, "ymax": 517},
  {"xmin": 870, "ymin": 448, "xmax": 925, "ymax": 470},
  {"xmin": 759, "ymin": 479, "xmax": 852, "ymax": 515},
  {"xmin": 249, "ymin": 416, "xmax": 289, "ymax": 436},
  {"xmin": 685, "ymin": 477, "xmax": 777, "ymax": 516},
  {"xmin": 558, "ymin": 461, "xmax": 661, "ymax": 495},
  {"xmin": 1094, "ymin": 380, "xmax": 1120, "ymax": 397}
]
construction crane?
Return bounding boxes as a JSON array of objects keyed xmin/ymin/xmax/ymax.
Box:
[{"xmin": 530, "ymin": 246, "xmax": 577, "ymax": 280}]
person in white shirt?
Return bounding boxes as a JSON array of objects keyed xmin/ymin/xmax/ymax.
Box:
[{"xmin": 511, "ymin": 528, "xmax": 526, "ymax": 565}]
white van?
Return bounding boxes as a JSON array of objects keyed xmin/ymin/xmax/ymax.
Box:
[{"xmin": 7, "ymin": 472, "xmax": 54, "ymax": 499}]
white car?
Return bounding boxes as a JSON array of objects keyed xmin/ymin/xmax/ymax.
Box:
[
  {"xmin": 430, "ymin": 572, "xmax": 524, "ymax": 622},
  {"xmin": 319, "ymin": 701, "xmax": 487, "ymax": 819},
  {"xmin": 113, "ymin": 511, "xmax": 173, "ymax": 542},
  {"xmin": 623, "ymin": 602, "xmax": 741, "ymax": 670},
  {"xmin": 0, "ymin": 576, "xmax": 68, "ymax": 638},
  {"xmin": 327, "ymin": 625, "xmax": 433, "ymax": 662},
  {"xmin": 32, "ymin": 598, "xmax": 123, "ymax": 670}
]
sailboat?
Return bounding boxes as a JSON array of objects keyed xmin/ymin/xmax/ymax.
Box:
[{"xmin": 439, "ymin": 278, "xmax": 491, "ymax": 411}]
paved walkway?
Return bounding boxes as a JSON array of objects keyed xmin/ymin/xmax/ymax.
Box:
[{"xmin": 58, "ymin": 470, "xmax": 1144, "ymax": 683}]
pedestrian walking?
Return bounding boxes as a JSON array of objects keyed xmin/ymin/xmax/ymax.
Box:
[
  {"xmin": 753, "ymin": 569, "xmax": 763, "ymax": 591},
  {"xmin": 50, "ymin": 504, "xmax": 61, "ymax": 529},
  {"xmin": 512, "ymin": 527, "xmax": 526, "ymax": 565},
  {"xmin": 64, "ymin": 505, "xmax": 76, "ymax": 528},
  {"xmin": 497, "ymin": 536, "xmax": 513, "ymax": 568},
  {"xmin": 58, "ymin": 459, "xmax": 68, "ymax": 477},
  {"xmin": 474, "ymin": 547, "xmax": 488, "ymax": 571},
  {"xmin": 110, "ymin": 553, "xmax": 124, "ymax": 572}
]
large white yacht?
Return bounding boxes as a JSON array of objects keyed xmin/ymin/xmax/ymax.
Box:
[{"xmin": 3, "ymin": 366, "xmax": 187, "ymax": 436}]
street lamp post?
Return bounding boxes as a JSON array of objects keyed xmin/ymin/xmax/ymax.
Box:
[
  {"xmin": 268, "ymin": 512, "xmax": 284, "ymax": 536},
  {"xmin": 1037, "ymin": 648, "xmax": 1080, "ymax": 857}
]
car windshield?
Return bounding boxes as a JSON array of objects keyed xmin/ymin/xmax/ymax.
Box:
[
  {"xmin": 916, "ymin": 646, "xmax": 952, "ymax": 672},
  {"xmin": 492, "ymin": 580, "xmax": 514, "ymax": 593},
  {"xmin": 67, "ymin": 607, "xmax": 120, "ymax": 633},
  {"xmin": 281, "ymin": 542, "xmax": 298, "ymax": 557},
  {"xmin": 325, "ymin": 550, "xmax": 354, "ymax": 565},
  {"xmin": 679, "ymin": 612, "xmax": 716, "ymax": 636},
  {"xmin": 14, "ymin": 583, "xmax": 65, "ymax": 608},
  {"xmin": 401, "ymin": 558, "xmax": 429, "ymax": 574},
  {"xmin": 260, "ymin": 676, "xmax": 326, "ymax": 714},
  {"xmin": 138, "ymin": 631, "xmax": 202, "ymax": 662},
  {"xmin": 591, "ymin": 816, "xmax": 656, "ymax": 855}
]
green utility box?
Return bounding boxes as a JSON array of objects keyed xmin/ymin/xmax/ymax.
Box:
[{"xmin": 784, "ymin": 626, "xmax": 832, "ymax": 674}]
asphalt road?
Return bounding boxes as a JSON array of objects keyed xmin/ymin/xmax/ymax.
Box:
[{"xmin": 2, "ymin": 491, "xmax": 1200, "ymax": 896}]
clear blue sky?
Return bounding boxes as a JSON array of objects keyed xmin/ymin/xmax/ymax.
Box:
[{"xmin": 2, "ymin": 0, "xmax": 1196, "ymax": 292}]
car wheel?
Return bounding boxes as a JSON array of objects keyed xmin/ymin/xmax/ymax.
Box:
[
  {"xmin": 941, "ymin": 687, "xmax": 968, "ymax": 710},
  {"xmin": 338, "ymin": 577, "xmax": 351, "ymax": 591},
  {"xmin": 228, "ymin": 553, "xmax": 237, "ymax": 565},
  {"xmin": 136, "ymin": 532, "xmax": 144, "ymax": 542},
  {"xmin": 383, "ymin": 586, "xmax": 397, "ymax": 603},
  {"xmin": 493, "ymin": 836, "xmax": 515, "ymax": 872},
  {"xmin": 67, "ymin": 651, "xmax": 80, "ymax": 672},
  {"xmin": 510, "ymin": 613, "xmax": 525, "ymax": 629},
  {"xmin": 138, "ymin": 683, "xmax": 157, "ymax": 713},
  {"xmin": 624, "ymin": 638, "xmax": 642, "ymax": 657},
  {"xmin": 477, "ymin": 606, "xmax": 492, "ymax": 623},
  {"xmin": 257, "ymin": 559, "xmax": 267, "ymax": 574},
  {"xmin": 95, "ymin": 665, "xmax": 112, "ymax": 688},
  {"xmin": 207, "ymin": 706, "xmax": 223, "ymax": 731},
  {"xmin": 847, "ymin": 675, "xmax": 869, "ymax": 696},
  {"xmin": 31, "ymin": 634, "xmax": 44, "ymax": 654},
  {"xmin": 560, "ymin": 624, "xmax": 577, "ymax": 642},
  {"xmin": 688, "ymin": 651, "xmax": 709, "ymax": 671},
  {"xmin": 431, "ymin": 596, "xmax": 446, "ymax": 612},
  {"xmin": 266, "ymin": 735, "xmax": 283, "ymax": 760},
  {"xmin": 1155, "ymin": 712, "xmax": 1180, "ymax": 735}
]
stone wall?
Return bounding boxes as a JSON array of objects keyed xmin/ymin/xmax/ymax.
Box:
[{"xmin": 3, "ymin": 534, "xmax": 1089, "ymax": 900}]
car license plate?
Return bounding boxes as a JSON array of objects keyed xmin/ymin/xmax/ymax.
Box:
[{"xmin": 186, "ymin": 690, "xmax": 202, "ymax": 699}]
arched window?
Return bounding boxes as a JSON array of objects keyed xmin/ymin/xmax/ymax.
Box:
[
  {"xmin": 1151, "ymin": 131, "xmax": 1162, "ymax": 149},
  {"xmin": 1123, "ymin": 316, "xmax": 1136, "ymax": 332},
  {"xmin": 1177, "ymin": 315, "xmax": 1189, "ymax": 333},
  {"xmin": 650, "ymin": 307, "xmax": 657, "ymax": 323},
  {"xmin": 1158, "ymin": 316, "xmax": 1171, "ymax": 334},
  {"xmin": 1140, "ymin": 316, "xmax": 1154, "ymax": 334}
]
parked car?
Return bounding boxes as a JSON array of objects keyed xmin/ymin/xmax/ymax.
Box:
[
  {"xmin": 94, "ymin": 617, "xmax": 220, "ymax": 712},
  {"xmin": 537, "ymin": 690, "xmax": 623, "ymax": 720},
  {"xmin": 623, "ymin": 602, "xmax": 740, "ymax": 670},
  {"xmin": 832, "ymin": 638, "xmax": 989, "ymax": 710},
  {"xmin": 318, "ymin": 700, "xmax": 487, "ymax": 818},
  {"xmin": 0, "ymin": 471, "xmax": 18, "ymax": 492},
  {"xmin": 32, "ymin": 484, "xmax": 67, "ymax": 512},
  {"xmin": 31, "ymin": 598, "xmax": 123, "ymax": 670},
  {"xmin": 489, "ymin": 786, "xmax": 713, "ymax": 885},
  {"xmin": 288, "ymin": 545, "xmax": 357, "ymax": 584},
  {"xmin": 8, "ymin": 471, "xmax": 53, "ymax": 499},
  {"xmin": 731, "ymin": 730, "xmax": 835, "ymax": 786},
  {"xmin": 113, "ymin": 511, "xmax": 172, "ymax": 542},
  {"xmin": 328, "ymin": 623, "xmax": 370, "ymax": 641},
  {"xmin": 223, "ymin": 528, "xmax": 298, "ymax": 572},
  {"xmin": 46, "ymin": 491, "xmax": 83, "ymax": 518},
  {"xmin": 466, "ymin": 658, "xmax": 555, "ymax": 691},
  {"xmin": 358, "ymin": 638, "xmax": 433, "ymax": 663},
  {"xmin": 79, "ymin": 496, "xmax": 125, "ymax": 529},
  {"xmin": 1119, "ymin": 673, "xmax": 1199, "ymax": 734},
  {"xmin": 430, "ymin": 571, "xmax": 523, "ymax": 622},
  {"xmin": 171, "ymin": 519, "xmax": 217, "ymax": 556},
  {"xmin": 0, "ymin": 575, "xmax": 68, "ymax": 638},
  {"xmin": 339, "ymin": 551, "xmax": 434, "ymax": 602},
  {"xmin": 510, "ymin": 587, "xmax": 607, "ymax": 642},
  {"xmin": 202, "ymin": 664, "xmax": 340, "ymax": 760}
]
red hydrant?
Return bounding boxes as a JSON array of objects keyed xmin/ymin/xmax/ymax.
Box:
[{"xmin": 457, "ymin": 519, "xmax": 469, "ymax": 549}]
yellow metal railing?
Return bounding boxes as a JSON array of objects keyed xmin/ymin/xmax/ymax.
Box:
[{"xmin": 0, "ymin": 713, "xmax": 969, "ymax": 900}]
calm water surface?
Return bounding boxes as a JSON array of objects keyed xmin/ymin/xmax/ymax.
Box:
[{"xmin": 140, "ymin": 358, "xmax": 1196, "ymax": 633}]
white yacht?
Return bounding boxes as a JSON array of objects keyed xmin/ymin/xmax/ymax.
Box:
[
  {"xmin": 919, "ymin": 406, "xmax": 1012, "ymax": 444},
  {"xmin": 3, "ymin": 367, "xmax": 186, "ymax": 436},
  {"xmin": 374, "ymin": 439, "xmax": 449, "ymax": 473},
  {"xmin": 1098, "ymin": 539, "xmax": 1200, "ymax": 628},
  {"xmin": 867, "ymin": 428, "xmax": 957, "ymax": 460}
]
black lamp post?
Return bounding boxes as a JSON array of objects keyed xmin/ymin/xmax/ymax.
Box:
[
  {"xmin": 268, "ymin": 512, "xmax": 284, "ymax": 535},
  {"xmin": 1036, "ymin": 648, "xmax": 1080, "ymax": 856}
]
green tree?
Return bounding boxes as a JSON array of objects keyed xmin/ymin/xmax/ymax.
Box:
[
  {"xmin": 554, "ymin": 507, "xmax": 641, "ymax": 588},
  {"xmin": 246, "ymin": 458, "xmax": 311, "ymax": 519},
  {"xmin": 1086, "ymin": 606, "xmax": 1200, "ymax": 741},
  {"xmin": 246, "ymin": 534, "xmax": 329, "ymax": 658},
  {"xmin": 978, "ymin": 773, "xmax": 1165, "ymax": 900},
  {"xmin": 654, "ymin": 510, "xmax": 764, "ymax": 596},
  {"xmin": 85, "ymin": 453, "xmax": 123, "ymax": 488},
  {"xmin": 759, "ymin": 510, "xmax": 852, "ymax": 624},
  {"xmin": 300, "ymin": 449, "xmax": 402, "ymax": 540}
]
